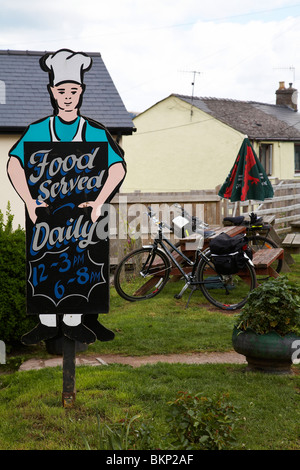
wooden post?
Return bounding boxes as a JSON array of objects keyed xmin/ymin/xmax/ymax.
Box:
[{"xmin": 62, "ymin": 336, "xmax": 76, "ymax": 408}]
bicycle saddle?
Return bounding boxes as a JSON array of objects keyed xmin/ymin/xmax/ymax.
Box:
[{"xmin": 223, "ymin": 216, "xmax": 244, "ymax": 226}]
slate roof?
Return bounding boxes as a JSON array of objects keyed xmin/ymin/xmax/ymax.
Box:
[
  {"xmin": 0, "ymin": 50, "xmax": 134, "ymax": 134},
  {"xmin": 175, "ymin": 94, "xmax": 300, "ymax": 141}
]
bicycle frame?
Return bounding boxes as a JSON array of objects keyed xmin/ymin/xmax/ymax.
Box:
[{"xmin": 146, "ymin": 222, "xmax": 213, "ymax": 288}]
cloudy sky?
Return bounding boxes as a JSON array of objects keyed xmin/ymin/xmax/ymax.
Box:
[{"xmin": 1, "ymin": 0, "xmax": 300, "ymax": 112}]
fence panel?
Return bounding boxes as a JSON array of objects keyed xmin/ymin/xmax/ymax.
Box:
[
  {"xmin": 110, "ymin": 191, "xmax": 221, "ymax": 264},
  {"xmin": 110, "ymin": 180, "xmax": 300, "ymax": 265},
  {"xmin": 223, "ymin": 180, "xmax": 300, "ymax": 234}
]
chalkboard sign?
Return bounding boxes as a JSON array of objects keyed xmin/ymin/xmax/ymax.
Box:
[{"xmin": 24, "ymin": 142, "xmax": 109, "ymax": 315}]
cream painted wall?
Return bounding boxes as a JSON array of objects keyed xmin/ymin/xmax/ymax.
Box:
[
  {"xmin": 122, "ymin": 96, "xmax": 245, "ymax": 193},
  {"xmin": 0, "ymin": 134, "xmax": 25, "ymax": 229},
  {"xmin": 122, "ymin": 95, "xmax": 300, "ymax": 193}
]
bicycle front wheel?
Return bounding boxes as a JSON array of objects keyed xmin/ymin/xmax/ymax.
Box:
[
  {"xmin": 197, "ymin": 252, "xmax": 256, "ymax": 310},
  {"xmin": 114, "ymin": 247, "xmax": 171, "ymax": 301}
]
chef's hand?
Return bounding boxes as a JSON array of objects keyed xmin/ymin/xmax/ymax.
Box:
[
  {"xmin": 78, "ymin": 201, "xmax": 102, "ymax": 223},
  {"xmin": 26, "ymin": 199, "xmax": 48, "ymax": 224}
]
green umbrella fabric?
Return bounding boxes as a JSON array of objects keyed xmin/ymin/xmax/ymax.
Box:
[{"xmin": 218, "ymin": 137, "xmax": 274, "ymax": 202}]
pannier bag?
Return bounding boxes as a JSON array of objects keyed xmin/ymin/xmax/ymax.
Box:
[{"xmin": 209, "ymin": 232, "xmax": 252, "ymax": 275}]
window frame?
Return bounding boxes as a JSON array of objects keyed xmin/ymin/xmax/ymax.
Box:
[
  {"xmin": 294, "ymin": 144, "xmax": 300, "ymax": 174},
  {"xmin": 259, "ymin": 143, "xmax": 273, "ymax": 176}
]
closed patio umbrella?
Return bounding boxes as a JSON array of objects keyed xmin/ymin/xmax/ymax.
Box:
[{"xmin": 218, "ymin": 136, "xmax": 274, "ymax": 202}]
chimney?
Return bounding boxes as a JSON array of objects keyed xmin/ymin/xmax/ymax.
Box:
[{"xmin": 276, "ymin": 81, "xmax": 298, "ymax": 111}]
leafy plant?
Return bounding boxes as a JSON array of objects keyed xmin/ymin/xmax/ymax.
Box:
[
  {"xmin": 166, "ymin": 391, "xmax": 239, "ymax": 450},
  {"xmin": 235, "ymin": 276, "xmax": 300, "ymax": 336},
  {"xmin": 0, "ymin": 203, "xmax": 36, "ymax": 347},
  {"xmin": 76, "ymin": 413, "xmax": 156, "ymax": 450}
]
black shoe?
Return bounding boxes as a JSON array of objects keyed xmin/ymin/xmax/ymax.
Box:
[
  {"xmin": 83, "ymin": 315, "xmax": 115, "ymax": 342},
  {"xmin": 21, "ymin": 323, "xmax": 59, "ymax": 345},
  {"xmin": 62, "ymin": 322, "xmax": 96, "ymax": 344}
]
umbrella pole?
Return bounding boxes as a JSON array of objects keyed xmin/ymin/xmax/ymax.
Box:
[{"xmin": 233, "ymin": 201, "xmax": 238, "ymax": 216}]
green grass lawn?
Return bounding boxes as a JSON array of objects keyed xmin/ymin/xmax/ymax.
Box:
[
  {"xmin": 88, "ymin": 281, "xmax": 237, "ymax": 356},
  {"xmin": 0, "ymin": 255, "xmax": 299, "ymax": 450},
  {"xmin": 0, "ymin": 362, "xmax": 299, "ymax": 450}
]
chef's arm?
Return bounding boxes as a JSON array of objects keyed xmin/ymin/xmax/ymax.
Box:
[
  {"xmin": 79, "ymin": 162, "xmax": 126, "ymax": 223},
  {"xmin": 91, "ymin": 162, "xmax": 125, "ymax": 222},
  {"xmin": 7, "ymin": 156, "xmax": 47, "ymax": 224},
  {"xmin": 95, "ymin": 162, "xmax": 125, "ymax": 206}
]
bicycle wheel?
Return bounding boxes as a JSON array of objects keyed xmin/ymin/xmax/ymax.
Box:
[
  {"xmin": 197, "ymin": 251, "xmax": 256, "ymax": 310},
  {"xmin": 247, "ymin": 235, "xmax": 282, "ymax": 278},
  {"xmin": 114, "ymin": 247, "xmax": 171, "ymax": 301}
]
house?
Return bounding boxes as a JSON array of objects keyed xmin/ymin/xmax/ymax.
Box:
[
  {"xmin": 0, "ymin": 49, "xmax": 134, "ymax": 228},
  {"xmin": 121, "ymin": 83, "xmax": 300, "ymax": 194}
]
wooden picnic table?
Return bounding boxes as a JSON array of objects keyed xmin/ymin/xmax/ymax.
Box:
[
  {"xmin": 179, "ymin": 225, "xmax": 246, "ymax": 253},
  {"xmin": 178, "ymin": 224, "xmax": 284, "ymax": 280}
]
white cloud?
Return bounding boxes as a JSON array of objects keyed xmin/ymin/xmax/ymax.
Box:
[{"xmin": 1, "ymin": 0, "xmax": 300, "ymax": 111}]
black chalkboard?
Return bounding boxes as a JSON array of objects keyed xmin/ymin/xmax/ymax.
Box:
[{"xmin": 24, "ymin": 142, "xmax": 109, "ymax": 315}]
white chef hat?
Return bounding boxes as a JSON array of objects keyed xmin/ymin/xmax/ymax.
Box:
[{"xmin": 40, "ymin": 49, "xmax": 92, "ymax": 86}]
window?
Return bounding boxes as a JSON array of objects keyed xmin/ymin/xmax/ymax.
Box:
[
  {"xmin": 259, "ymin": 144, "xmax": 273, "ymax": 176},
  {"xmin": 294, "ymin": 144, "xmax": 300, "ymax": 174}
]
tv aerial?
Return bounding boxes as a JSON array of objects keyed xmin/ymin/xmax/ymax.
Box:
[
  {"xmin": 181, "ymin": 70, "xmax": 202, "ymax": 116},
  {"xmin": 273, "ymin": 66, "xmax": 296, "ymax": 84}
]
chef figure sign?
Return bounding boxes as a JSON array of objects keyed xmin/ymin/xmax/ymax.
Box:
[{"xmin": 7, "ymin": 49, "xmax": 126, "ymax": 346}]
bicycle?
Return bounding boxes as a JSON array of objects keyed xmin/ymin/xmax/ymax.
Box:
[
  {"xmin": 223, "ymin": 212, "xmax": 283, "ymax": 276},
  {"xmin": 114, "ymin": 207, "xmax": 257, "ymax": 311},
  {"xmin": 171, "ymin": 204, "xmax": 282, "ymax": 279}
]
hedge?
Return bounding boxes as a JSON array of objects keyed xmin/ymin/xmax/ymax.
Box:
[{"xmin": 0, "ymin": 204, "xmax": 36, "ymax": 347}]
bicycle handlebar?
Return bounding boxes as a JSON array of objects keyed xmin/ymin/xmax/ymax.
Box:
[
  {"xmin": 146, "ymin": 205, "xmax": 209, "ymax": 232},
  {"xmin": 174, "ymin": 203, "xmax": 209, "ymax": 229},
  {"xmin": 146, "ymin": 206, "xmax": 174, "ymax": 232}
]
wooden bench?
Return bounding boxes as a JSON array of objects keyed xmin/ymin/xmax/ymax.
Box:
[
  {"xmin": 282, "ymin": 233, "xmax": 300, "ymax": 255},
  {"xmin": 252, "ymin": 248, "xmax": 284, "ymax": 279}
]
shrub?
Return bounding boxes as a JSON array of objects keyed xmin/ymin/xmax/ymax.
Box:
[
  {"xmin": 166, "ymin": 391, "xmax": 239, "ymax": 450},
  {"xmin": 235, "ymin": 276, "xmax": 300, "ymax": 336},
  {"xmin": 78, "ymin": 392, "xmax": 240, "ymax": 450},
  {"xmin": 0, "ymin": 204, "xmax": 36, "ymax": 347}
]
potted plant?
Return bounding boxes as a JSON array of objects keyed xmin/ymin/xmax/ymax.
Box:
[{"xmin": 232, "ymin": 276, "xmax": 300, "ymax": 374}]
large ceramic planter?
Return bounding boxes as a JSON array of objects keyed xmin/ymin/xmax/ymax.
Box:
[{"xmin": 232, "ymin": 326, "xmax": 299, "ymax": 374}]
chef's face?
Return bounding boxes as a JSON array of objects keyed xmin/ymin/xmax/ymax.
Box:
[{"xmin": 50, "ymin": 83, "xmax": 83, "ymax": 114}]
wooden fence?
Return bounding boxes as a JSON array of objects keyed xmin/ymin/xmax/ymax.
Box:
[
  {"xmin": 109, "ymin": 180, "xmax": 300, "ymax": 263},
  {"xmin": 222, "ymin": 180, "xmax": 300, "ymax": 234},
  {"xmin": 109, "ymin": 190, "xmax": 221, "ymax": 263}
]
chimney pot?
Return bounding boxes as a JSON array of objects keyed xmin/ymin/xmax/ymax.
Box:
[{"xmin": 276, "ymin": 81, "xmax": 298, "ymax": 111}]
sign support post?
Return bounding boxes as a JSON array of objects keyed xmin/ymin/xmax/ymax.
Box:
[{"xmin": 62, "ymin": 335, "xmax": 76, "ymax": 407}]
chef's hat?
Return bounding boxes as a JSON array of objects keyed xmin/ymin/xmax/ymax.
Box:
[{"xmin": 40, "ymin": 49, "xmax": 92, "ymax": 86}]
